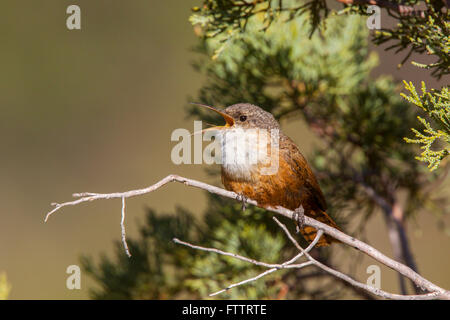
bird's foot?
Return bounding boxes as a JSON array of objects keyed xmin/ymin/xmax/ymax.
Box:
[
  {"xmin": 236, "ymin": 193, "xmax": 248, "ymax": 211},
  {"xmin": 293, "ymin": 205, "xmax": 305, "ymax": 233}
]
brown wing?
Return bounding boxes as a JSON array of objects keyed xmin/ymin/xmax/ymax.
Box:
[
  {"xmin": 279, "ymin": 134, "xmax": 327, "ymax": 212},
  {"xmin": 220, "ymin": 132, "xmax": 338, "ymax": 246},
  {"xmin": 279, "ymin": 134, "xmax": 338, "ymax": 246}
]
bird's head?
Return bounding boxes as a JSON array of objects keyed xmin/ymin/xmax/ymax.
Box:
[{"xmin": 192, "ymin": 102, "xmax": 279, "ymax": 132}]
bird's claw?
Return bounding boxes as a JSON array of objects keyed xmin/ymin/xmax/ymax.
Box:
[
  {"xmin": 236, "ymin": 193, "xmax": 248, "ymax": 211},
  {"xmin": 294, "ymin": 205, "xmax": 305, "ymax": 233}
]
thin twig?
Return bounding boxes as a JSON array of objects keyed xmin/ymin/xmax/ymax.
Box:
[
  {"xmin": 209, "ymin": 261, "xmax": 314, "ymax": 297},
  {"xmin": 177, "ymin": 218, "xmax": 444, "ymax": 300},
  {"xmin": 121, "ymin": 197, "xmax": 131, "ymax": 258},
  {"xmin": 175, "ymin": 223, "xmax": 323, "ymax": 297},
  {"xmin": 272, "ymin": 218, "xmax": 442, "ymax": 300},
  {"xmin": 44, "ymin": 174, "xmax": 450, "ymax": 299}
]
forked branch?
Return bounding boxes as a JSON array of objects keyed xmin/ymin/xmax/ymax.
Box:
[{"xmin": 44, "ymin": 174, "xmax": 450, "ymax": 300}]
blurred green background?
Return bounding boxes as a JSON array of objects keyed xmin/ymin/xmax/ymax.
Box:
[{"xmin": 0, "ymin": 0, "xmax": 448, "ymax": 299}]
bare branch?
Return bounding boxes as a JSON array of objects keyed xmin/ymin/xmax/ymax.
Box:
[
  {"xmin": 176, "ymin": 217, "xmax": 445, "ymax": 300},
  {"xmin": 121, "ymin": 197, "xmax": 131, "ymax": 258},
  {"xmin": 209, "ymin": 261, "xmax": 314, "ymax": 297},
  {"xmin": 44, "ymin": 174, "xmax": 450, "ymax": 299},
  {"xmin": 358, "ymin": 179, "xmax": 422, "ymax": 293},
  {"xmin": 272, "ymin": 218, "xmax": 442, "ymax": 300},
  {"xmin": 173, "ymin": 238, "xmax": 295, "ymax": 269},
  {"xmin": 174, "ymin": 222, "xmax": 323, "ymax": 297}
]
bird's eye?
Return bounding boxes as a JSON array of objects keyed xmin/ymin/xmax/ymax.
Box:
[{"xmin": 239, "ymin": 115, "xmax": 247, "ymax": 122}]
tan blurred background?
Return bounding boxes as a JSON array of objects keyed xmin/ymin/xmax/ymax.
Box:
[{"xmin": 0, "ymin": 1, "xmax": 448, "ymax": 299}]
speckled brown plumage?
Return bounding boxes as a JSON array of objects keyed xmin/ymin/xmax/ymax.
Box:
[{"xmin": 204, "ymin": 103, "xmax": 339, "ymax": 246}]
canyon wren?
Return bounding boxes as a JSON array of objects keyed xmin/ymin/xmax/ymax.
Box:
[{"xmin": 196, "ymin": 102, "xmax": 339, "ymax": 247}]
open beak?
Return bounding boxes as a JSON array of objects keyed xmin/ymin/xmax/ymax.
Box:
[{"xmin": 190, "ymin": 102, "xmax": 234, "ymax": 135}]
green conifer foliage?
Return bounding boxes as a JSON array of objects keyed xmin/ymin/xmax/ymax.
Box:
[
  {"xmin": 191, "ymin": 0, "xmax": 449, "ymax": 169},
  {"xmin": 81, "ymin": 2, "xmax": 448, "ymax": 299}
]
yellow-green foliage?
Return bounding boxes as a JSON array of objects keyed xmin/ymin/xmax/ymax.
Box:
[
  {"xmin": 190, "ymin": 0, "xmax": 449, "ymax": 171},
  {"xmin": 81, "ymin": 1, "xmax": 448, "ymax": 300},
  {"xmin": 402, "ymin": 82, "xmax": 450, "ymax": 171}
]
